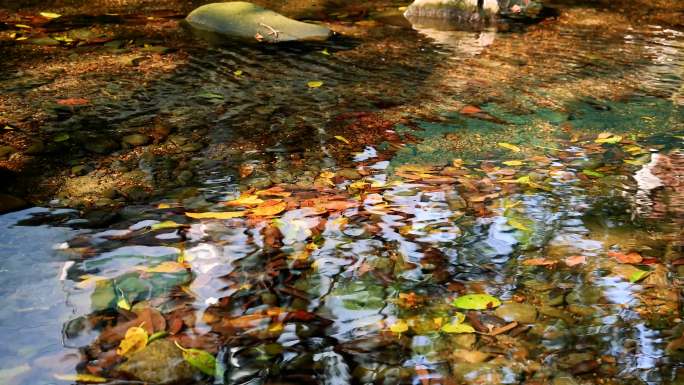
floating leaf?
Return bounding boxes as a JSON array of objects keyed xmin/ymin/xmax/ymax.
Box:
[
  {"xmin": 224, "ymin": 194, "xmax": 263, "ymax": 207},
  {"xmin": 307, "ymin": 81, "xmax": 323, "ymax": 88},
  {"xmin": 251, "ymin": 200, "xmax": 286, "ymax": 216},
  {"xmin": 40, "ymin": 12, "xmax": 61, "ymax": 19},
  {"xmin": 320, "ymin": 48, "xmax": 331, "ymax": 56},
  {"xmin": 54, "ymin": 374, "xmax": 107, "ymax": 383},
  {"xmin": 452, "ymin": 294, "xmax": 501, "ymax": 310},
  {"xmin": 564, "ymin": 255, "xmax": 587, "ymax": 266},
  {"xmin": 502, "ymin": 160, "xmax": 524, "ymax": 167},
  {"xmin": 607, "ymin": 251, "xmax": 643, "ymax": 264},
  {"xmin": 629, "ymin": 270, "xmax": 650, "ymax": 283},
  {"xmin": 498, "ymin": 143, "xmax": 521, "ymax": 152},
  {"xmin": 117, "ymin": 326, "xmax": 148, "ymax": 356},
  {"xmin": 15, "ymin": 24, "xmax": 32, "ymax": 29},
  {"xmin": 157, "ymin": 203, "xmax": 172, "ymax": 209},
  {"xmin": 255, "ymin": 186, "xmax": 291, "ymax": 197},
  {"xmin": 389, "ymin": 319, "xmax": 409, "ymax": 333},
  {"xmin": 175, "ymin": 341, "xmax": 216, "ymax": 376},
  {"xmin": 523, "ymin": 258, "xmax": 557, "ymax": 266},
  {"xmin": 186, "ymin": 211, "xmax": 246, "ymax": 219},
  {"xmin": 234, "ymin": 70, "xmax": 243, "ymax": 77},
  {"xmin": 507, "ymin": 218, "xmax": 531, "ymax": 232},
  {"xmin": 441, "ymin": 322, "xmax": 475, "ymax": 334},
  {"xmin": 334, "ymin": 135, "xmax": 350, "ymax": 144},
  {"xmin": 150, "ymin": 221, "xmax": 183, "ymax": 231}
]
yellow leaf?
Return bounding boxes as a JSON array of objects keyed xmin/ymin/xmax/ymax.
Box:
[
  {"xmin": 186, "ymin": 211, "xmax": 246, "ymax": 219},
  {"xmin": 502, "ymin": 160, "xmax": 524, "ymax": 166},
  {"xmin": 54, "ymin": 373, "xmax": 107, "ymax": 383},
  {"xmin": 334, "ymin": 135, "xmax": 350, "ymax": 144},
  {"xmin": 15, "ymin": 24, "xmax": 32, "ymax": 29},
  {"xmin": 150, "ymin": 221, "xmax": 183, "ymax": 231},
  {"xmin": 441, "ymin": 322, "xmax": 475, "ymax": 334},
  {"xmin": 15, "ymin": 36, "xmax": 28, "ymax": 41},
  {"xmin": 157, "ymin": 203, "xmax": 171, "ymax": 209},
  {"xmin": 234, "ymin": 70, "xmax": 243, "ymax": 77},
  {"xmin": 117, "ymin": 326, "xmax": 148, "ymax": 357},
  {"xmin": 144, "ymin": 261, "xmax": 188, "ymax": 274},
  {"xmin": 224, "ymin": 194, "xmax": 264, "ymax": 207},
  {"xmin": 389, "ymin": 319, "xmax": 409, "ymax": 333},
  {"xmin": 507, "ymin": 218, "xmax": 530, "ymax": 231},
  {"xmin": 251, "ymin": 200, "xmax": 287, "ymax": 216},
  {"xmin": 307, "ymin": 81, "xmax": 323, "ymax": 88},
  {"xmin": 117, "ymin": 297, "xmax": 131, "ymax": 311},
  {"xmin": 320, "ymin": 48, "xmax": 331, "ymax": 56},
  {"xmin": 498, "ymin": 143, "xmax": 521, "ymax": 152}
]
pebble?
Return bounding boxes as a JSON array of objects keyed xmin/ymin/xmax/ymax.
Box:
[
  {"xmin": 494, "ymin": 303, "xmax": 538, "ymax": 324},
  {"xmin": 123, "ymin": 134, "xmax": 150, "ymax": 147}
]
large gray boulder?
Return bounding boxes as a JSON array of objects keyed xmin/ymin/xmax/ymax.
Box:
[
  {"xmin": 186, "ymin": 2, "xmax": 332, "ymax": 43},
  {"xmin": 404, "ymin": 0, "xmax": 499, "ymax": 20}
]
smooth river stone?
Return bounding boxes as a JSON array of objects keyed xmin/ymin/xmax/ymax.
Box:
[
  {"xmin": 493, "ymin": 303, "xmax": 538, "ymax": 324},
  {"xmin": 186, "ymin": 2, "xmax": 331, "ymax": 43}
]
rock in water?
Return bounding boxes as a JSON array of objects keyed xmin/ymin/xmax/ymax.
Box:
[
  {"xmin": 186, "ymin": 2, "xmax": 331, "ymax": 43},
  {"xmin": 116, "ymin": 340, "xmax": 199, "ymax": 384},
  {"xmin": 404, "ymin": 0, "xmax": 499, "ymax": 19},
  {"xmin": 0, "ymin": 194, "xmax": 27, "ymax": 213}
]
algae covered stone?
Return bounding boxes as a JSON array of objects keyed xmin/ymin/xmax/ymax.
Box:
[
  {"xmin": 186, "ymin": 2, "xmax": 331, "ymax": 43},
  {"xmin": 116, "ymin": 339, "xmax": 199, "ymax": 384}
]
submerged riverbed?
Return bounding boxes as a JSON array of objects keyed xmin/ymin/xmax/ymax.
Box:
[{"xmin": 0, "ymin": 1, "xmax": 683, "ymax": 385}]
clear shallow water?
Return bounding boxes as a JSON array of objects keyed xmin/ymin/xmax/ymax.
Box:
[{"xmin": 1, "ymin": 3, "xmax": 684, "ymax": 385}]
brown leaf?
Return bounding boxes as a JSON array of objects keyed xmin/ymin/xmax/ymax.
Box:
[
  {"xmin": 522, "ymin": 258, "xmax": 557, "ymax": 266},
  {"xmin": 607, "ymin": 251, "xmax": 643, "ymax": 264},
  {"xmin": 57, "ymin": 98, "xmax": 90, "ymax": 106}
]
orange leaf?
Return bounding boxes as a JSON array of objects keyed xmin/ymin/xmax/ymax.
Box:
[
  {"xmin": 57, "ymin": 98, "xmax": 90, "ymax": 106},
  {"xmin": 255, "ymin": 186, "xmax": 292, "ymax": 197},
  {"xmin": 607, "ymin": 251, "xmax": 643, "ymax": 264},
  {"xmin": 251, "ymin": 200, "xmax": 286, "ymax": 216},
  {"xmin": 522, "ymin": 258, "xmax": 557, "ymax": 266},
  {"xmin": 460, "ymin": 105, "xmax": 482, "ymax": 115},
  {"xmin": 564, "ymin": 255, "xmax": 587, "ymax": 267}
]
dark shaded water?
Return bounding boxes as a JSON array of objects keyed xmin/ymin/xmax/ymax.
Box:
[{"xmin": 0, "ymin": 2, "xmax": 683, "ymax": 385}]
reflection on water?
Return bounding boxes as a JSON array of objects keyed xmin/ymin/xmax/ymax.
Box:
[{"xmin": 1, "ymin": 2, "xmax": 684, "ymax": 385}]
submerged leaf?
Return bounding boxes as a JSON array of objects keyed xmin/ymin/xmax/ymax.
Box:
[
  {"xmin": 117, "ymin": 326, "xmax": 148, "ymax": 357},
  {"xmin": 607, "ymin": 251, "xmax": 643, "ymax": 264},
  {"xmin": 334, "ymin": 135, "xmax": 350, "ymax": 144},
  {"xmin": 565, "ymin": 255, "xmax": 587, "ymax": 266},
  {"xmin": 582, "ymin": 169, "xmax": 604, "ymax": 178},
  {"xmin": 224, "ymin": 194, "xmax": 263, "ymax": 207},
  {"xmin": 186, "ymin": 211, "xmax": 246, "ymax": 219},
  {"xmin": 523, "ymin": 258, "xmax": 557, "ymax": 266},
  {"xmin": 150, "ymin": 221, "xmax": 183, "ymax": 231},
  {"xmin": 389, "ymin": 319, "xmax": 409, "ymax": 333},
  {"xmin": 307, "ymin": 81, "xmax": 323, "ymax": 88},
  {"xmin": 54, "ymin": 373, "xmax": 107, "ymax": 383},
  {"xmin": 251, "ymin": 200, "xmax": 286, "ymax": 216},
  {"xmin": 629, "ymin": 270, "xmax": 650, "ymax": 283},
  {"xmin": 498, "ymin": 142, "xmax": 521, "ymax": 152},
  {"xmin": 175, "ymin": 341, "xmax": 216, "ymax": 376},
  {"xmin": 502, "ymin": 160, "xmax": 524, "ymax": 166},
  {"xmin": 441, "ymin": 322, "xmax": 475, "ymax": 334},
  {"xmin": 452, "ymin": 294, "xmax": 501, "ymax": 310},
  {"xmin": 117, "ymin": 297, "xmax": 131, "ymax": 311},
  {"xmin": 40, "ymin": 12, "xmax": 62, "ymax": 19}
]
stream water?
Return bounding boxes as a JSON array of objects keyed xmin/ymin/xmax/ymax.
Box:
[{"xmin": 0, "ymin": 2, "xmax": 683, "ymax": 385}]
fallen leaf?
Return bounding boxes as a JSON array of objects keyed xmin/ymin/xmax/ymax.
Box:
[
  {"xmin": 15, "ymin": 24, "xmax": 32, "ymax": 29},
  {"xmin": 595, "ymin": 133, "xmax": 622, "ymax": 144},
  {"xmin": 57, "ymin": 98, "xmax": 90, "ymax": 106},
  {"xmin": 148, "ymin": 331, "xmax": 168, "ymax": 343},
  {"xmin": 582, "ymin": 169, "xmax": 605, "ymax": 178},
  {"xmin": 54, "ymin": 374, "xmax": 107, "ymax": 383},
  {"xmin": 239, "ymin": 164, "xmax": 255, "ymax": 178},
  {"xmin": 629, "ymin": 270, "xmax": 650, "ymax": 283},
  {"xmin": 565, "ymin": 255, "xmax": 587, "ymax": 266},
  {"xmin": 224, "ymin": 194, "xmax": 263, "ymax": 207},
  {"xmin": 441, "ymin": 322, "xmax": 475, "ymax": 334},
  {"xmin": 233, "ymin": 70, "xmax": 243, "ymax": 77},
  {"xmin": 53, "ymin": 133, "xmax": 70, "ymax": 142},
  {"xmin": 144, "ymin": 261, "xmax": 188, "ymax": 274},
  {"xmin": 307, "ymin": 81, "xmax": 323, "ymax": 88},
  {"xmin": 523, "ymin": 258, "xmax": 557, "ymax": 266},
  {"xmin": 175, "ymin": 342, "xmax": 216, "ymax": 376},
  {"xmin": 150, "ymin": 221, "xmax": 184, "ymax": 231},
  {"xmin": 320, "ymin": 48, "xmax": 331, "ymax": 56},
  {"xmin": 389, "ymin": 319, "xmax": 409, "ymax": 333},
  {"xmin": 503, "ymin": 160, "xmax": 524, "ymax": 167},
  {"xmin": 117, "ymin": 297, "xmax": 131, "ymax": 311},
  {"xmin": 498, "ymin": 142, "xmax": 521, "ymax": 152},
  {"xmin": 186, "ymin": 211, "xmax": 246, "ymax": 219},
  {"xmin": 452, "ymin": 294, "xmax": 501, "ymax": 310},
  {"xmin": 255, "ymin": 186, "xmax": 291, "ymax": 197},
  {"xmin": 116, "ymin": 326, "xmax": 148, "ymax": 357},
  {"xmin": 40, "ymin": 12, "xmax": 61, "ymax": 19},
  {"xmin": 334, "ymin": 135, "xmax": 350, "ymax": 144},
  {"xmin": 607, "ymin": 251, "xmax": 643, "ymax": 264},
  {"xmin": 460, "ymin": 105, "xmax": 482, "ymax": 114},
  {"xmin": 251, "ymin": 200, "xmax": 286, "ymax": 216}
]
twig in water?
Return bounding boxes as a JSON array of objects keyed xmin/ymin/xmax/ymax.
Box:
[{"xmin": 258, "ymin": 22, "xmax": 280, "ymax": 42}]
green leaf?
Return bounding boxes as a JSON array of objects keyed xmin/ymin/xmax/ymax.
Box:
[
  {"xmin": 53, "ymin": 133, "xmax": 70, "ymax": 142},
  {"xmin": 498, "ymin": 142, "xmax": 521, "ymax": 152},
  {"xmin": 629, "ymin": 270, "xmax": 650, "ymax": 283},
  {"xmin": 441, "ymin": 322, "xmax": 475, "ymax": 334},
  {"xmin": 148, "ymin": 331, "xmax": 168, "ymax": 343},
  {"xmin": 582, "ymin": 169, "xmax": 605, "ymax": 178},
  {"xmin": 197, "ymin": 91, "xmax": 224, "ymax": 100},
  {"xmin": 452, "ymin": 294, "xmax": 501, "ymax": 310},
  {"xmin": 150, "ymin": 221, "xmax": 183, "ymax": 231},
  {"xmin": 595, "ymin": 135, "xmax": 622, "ymax": 144},
  {"xmin": 175, "ymin": 342, "xmax": 216, "ymax": 376}
]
